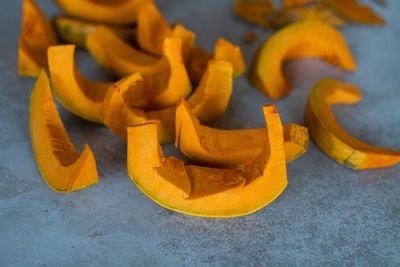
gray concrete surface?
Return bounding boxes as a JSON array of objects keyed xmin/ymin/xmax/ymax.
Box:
[{"xmin": 1, "ymin": 0, "xmax": 399, "ymax": 265}]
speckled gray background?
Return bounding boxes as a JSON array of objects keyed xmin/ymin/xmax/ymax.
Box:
[{"xmin": 1, "ymin": 0, "xmax": 400, "ymax": 266}]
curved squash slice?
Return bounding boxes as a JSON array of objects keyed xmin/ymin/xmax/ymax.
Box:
[
  {"xmin": 175, "ymin": 99, "xmax": 308, "ymax": 167},
  {"xmin": 250, "ymin": 21, "xmax": 357, "ymax": 99},
  {"xmin": 101, "ymin": 60, "xmax": 234, "ymax": 143},
  {"xmin": 188, "ymin": 38, "xmax": 246, "ymax": 84},
  {"xmin": 19, "ymin": 0, "xmax": 57, "ymax": 76},
  {"xmin": 136, "ymin": 2, "xmax": 195, "ymax": 58},
  {"xmin": 30, "ymin": 70, "xmax": 98, "ymax": 193},
  {"xmin": 127, "ymin": 105, "xmax": 287, "ymax": 217},
  {"xmin": 52, "ymin": 16, "xmax": 137, "ymax": 48},
  {"xmin": 48, "ymin": 45, "xmax": 111, "ymax": 124},
  {"xmin": 323, "ymin": 0, "xmax": 385, "ymax": 25},
  {"xmin": 86, "ymin": 26, "xmax": 165, "ymax": 78},
  {"xmin": 306, "ymin": 79, "xmax": 400, "ymax": 169},
  {"xmin": 53, "ymin": 0, "xmax": 151, "ymax": 26}
]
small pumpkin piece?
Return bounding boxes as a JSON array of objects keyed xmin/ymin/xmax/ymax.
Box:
[
  {"xmin": 271, "ymin": 5, "xmax": 347, "ymax": 28},
  {"xmin": 86, "ymin": 26, "xmax": 164, "ymax": 78},
  {"xmin": 250, "ymin": 21, "xmax": 356, "ymax": 99},
  {"xmin": 52, "ymin": 16, "xmax": 137, "ymax": 48},
  {"xmin": 19, "ymin": 0, "xmax": 57, "ymax": 76},
  {"xmin": 101, "ymin": 60, "xmax": 234, "ymax": 143},
  {"xmin": 127, "ymin": 105, "xmax": 287, "ymax": 217},
  {"xmin": 323, "ymin": 0, "xmax": 385, "ymax": 25},
  {"xmin": 48, "ymin": 45, "xmax": 111, "ymax": 124},
  {"xmin": 243, "ymin": 32, "xmax": 258, "ymax": 44},
  {"xmin": 53, "ymin": 0, "xmax": 151, "ymax": 26},
  {"xmin": 175, "ymin": 99, "xmax": 309, "ymax": 168},
  {"xmin": 233, "ymin": 0, "xmax": 274, "ymax": 29},
  {"xmin": 306, "ymin": 79, "xmax": 400, "ymax": 169},
  {"xmin": 30, "ymin": 70, "xmax": 98, "ymax": 193}
]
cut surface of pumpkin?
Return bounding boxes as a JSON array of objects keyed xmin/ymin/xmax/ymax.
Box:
[
  {"xmin": 101, "ymin": 60, "xmax": 234, "ymax": 143},
  {"xmin": 53, "ymin": 0, "xmax": 151, "ymax": 26},
  {"xmin": 48, "ymin": 45, "xmax": 111, "ymax": 124},
  {"xmin": 306, "ymin": 79, "xmax": 400, "ymax": 169},
  {"xmin": 19, "ymin": 0, "xmax": 57, "ymax": 76},
  {"xmin": 52, "ymin": 16, "xmax": 137, "ymax": 48},
  {"xmin": 30, "ymin": 70, "xmax": 98, "ymax": 193},
  {"xmin": 175, "ymin": 99, "xmax": 308, "ymax": 167},
  {"xmin": 127, "ymin": 105, "xmax": 287, "ymax": 217},
  {"xmin": 250, "ymin": 21, "xmax": 356, "ymax": 99}
]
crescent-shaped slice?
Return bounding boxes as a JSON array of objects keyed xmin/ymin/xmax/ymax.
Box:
[
  {"xmin": 101, "ymin": 60, "xmax": 234, "ymax": 144},
  {"xmin": 86, "ymin": 26, "xmax": 163, "ymax": 78},
  {"xmin": 175, "ymin": 99, "xmax": 309, "ymax": 167},
  {"xmin": 52, "ymin": 16, "xmax": 137, "ymax": 48},
  {"xmin": 48, "ymin": 45, "xmax": 111, "ymax": 124},
  {"xmin": 19, "ymin": 0, "xmax": 57, "ymax": 76},
  {"xmin": 306, "ymin": 78, "xmax": 400, "ymax": 169},
  {"xmin": 250, "ymin": 21, "xmax": 357, "ymax": 99},
  {"xmin": 127, "ymin": 105, "xmax": 287, "ymax": 217},
  {"xmin": 53, "ymin": 0, "xmax": 151, "ymax": 26},
  {"xmin": 30, "ymin": 70, "xmax": 98, "ymax": 193}
]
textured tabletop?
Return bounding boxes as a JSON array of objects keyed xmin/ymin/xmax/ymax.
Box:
[{"xmin": 1, "ymin": 0, "xmax": 399, "ymax": 265}]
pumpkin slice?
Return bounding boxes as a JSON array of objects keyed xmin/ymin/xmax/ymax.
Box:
[
  {"xmin": 175, "ymin": 99, "xmax": 308, "ymax": 167},
  {"xmin": 127, "ymin": 105, "xmax": 287, "ymax": 217},
  {"xmin": 48, "ymin": 45, "xmax": 112, "ymax": 124},
  {"xmin": 136, "ymin": 2, "xmax": 195, "ymax": 58},
  {"xmin": 101, "ymin": 60, "xmax": 234, "ymax": 143},
  {"xmin": 120, "ymin": 37, "xmax": 192, "ymax": 110},
  {"xmin": 250, "ymin": 21, "xmax": 356, "ymax": 99},
  {"xmin": 306, "ymin": 79, "xmax": 400, "ymax": 169},
  {"xmin": 30, "ymin": 70, "xmax": 98, "ymax": 193},
  {"xmin": 188, "ymin": 38, "xmax": 246, "ymax": 84},
  {"xmin": 19, "ymin": 0, "xmax": 57, "ymax": 77},
  {"xmin": 233, "ymin": 0, "xmax": 274, "ymax": 29},
  {"xmin": 323, "ymin": 0, "xmax": 385, "ymax": 25},
  {"xmin": 52, "ymin": 16, "xmax": 137, "ymax": 48},
  {"xmin": 86, "ymin": 26, "xmax": 164, "ymax": 78},
  {"xmin": 53, "ymin": 0, "xmax": 151, "ymax": 26}
]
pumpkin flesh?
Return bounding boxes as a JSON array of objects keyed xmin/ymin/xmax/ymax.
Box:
[
  {"xmin": 127, "ymin": 105, "xmax": 287, "ymax": 217},
  {"xmin": 48, "ymin": 45, "xmax": 111, "ymax": 124},
  {"xmin": 306, "ymin": 79, "xmax": 400, "ymax": 169},
  {"xmin": 175, "ymin": 99, "xmax": 309, "ymax": 167},
  {"xmin": 30, "ymin": 70, "xmax": 98, "ymax": 193},
  {"xmin": 250, "ymin": 21, "xmax": 356, "ymax": 99},
  {"xmin": 19, "ymin": 0, "xmax": 57, "ymax": 76},
  {"xmin": 53, "ymin": 0, "xmax": 151, "ymax": 26}
]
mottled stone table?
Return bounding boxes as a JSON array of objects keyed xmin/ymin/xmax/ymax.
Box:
[{"xmin": 1, "ymin": 0, "xmax": 399, "ymax": 265}]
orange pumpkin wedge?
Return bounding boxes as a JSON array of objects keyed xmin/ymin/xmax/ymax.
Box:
[
  {"xmin": 19, "ymin": 0, "xmax": 57, "ymax": 77},
  {"xmin": 175, "ymin": 99, "xmax": 308, "ymax": 167},
  {"xmin": 48, "ymin": 45, "xmax": 112, "ymax": 124},
  {"xmin": 306, "ymin": 79, "xmax": 400, "ymax": 169},
  {"xmin": 30, "ymin": 70, "xmax": 98, "ymax": 193},
  {"xmin": 136, "ymin": 2, "xmax": 195, "ymax": 58},
  {"xmin": 188, "ymin": 38, "xmax": 246, "ymax": 84},
  {"xmin": 127, "ymin": 105, "xmax": 287, "ymax": 217},
  {"xmin": 233, "ymin": 0, "xmax": 274, "ymax": 29},
  {"xmin": 101, "ymin": 60, "xmax": 234, "ymax": 143},
  {"xmin": 53, "ymin": 0, "xmax": 151, "ymax": 26},
  {"xmin": 86, "ymin": 26, "xmax": 163, "ymax": 78},
  {"xmin": 52, "ymin": 16, "xmax": 137, "ymax": 48},
  {"xmin": 323, "ymin": 0, "xmax": 385, "ymax": 25},
  {"xmin": 250, "ymin": 21, "xmax": 356, "ymax": 99}
]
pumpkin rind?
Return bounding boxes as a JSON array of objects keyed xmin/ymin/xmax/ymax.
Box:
[
  {"xmin": 175, "ymin": 99, "xmax": 309, "ymax": 167},
  {"xmin": 306, "ymin": 79, "xmax": 400, "ymax": 169},
  {"xmin": 53, "ymin": 0, "xmax": 151, "ymax": 26},
  {"xmin": 127, "ymin": 105, "xmax": 287, "ymax": 217},
  {"xmin": 19, "ymin": 0, "xmax": 57, "ymax": 76},
  {"xmin": 250, "ymin": 21, "xmax": 356, "ymax": 99},
  {"xmin": 30, "ymin": 70, "xmax": 98, "ymax": 193}
]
